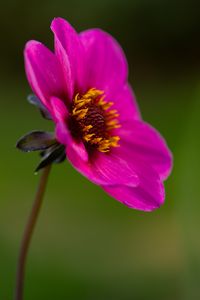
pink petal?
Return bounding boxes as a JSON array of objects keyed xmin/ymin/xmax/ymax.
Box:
[
  {"xmin": 91, "ymin": 152, "xmax": 139, "ymax": 187},
  {"xmin": 24, "ymin": 41, "xmax": 64, "ymax": 110},
  {"xmin": 103, "ymin": 162, "xmax": 165, "ymax": 211},
  {"xmin": 50, "ymin": 96, "xmax": 88, "ymax": 162},
  {"xmin": 50, "ymin": 96, "xmax": 68, "ymax": 123},
  {"xmin": 55, "ymin": 120, "xmax": 88, "ymax": 163},
  {"xmin": 117, "ymin": 120, "xmax": 173, "ymax": 180},
  {"xmin": 66, "ymin": 147, "xmax": 139, "ymax": 187},
  {"xmin": 51, "ymin": 18, "xmax": 85, "ymax": 97},
  {"xmin": 101, "ymin": 130, "xmax": 167, "ymax": 211},
  {"xmin": 106, "ymin": 84, "xmax": 141, "ymax": 122},
  {"xmin": 50, "ymin": 97, "xmax": 70, "ymax": 146},
  {"xmin": 79, "ymin": 29, "xmax": 128, "ymax": 94}
]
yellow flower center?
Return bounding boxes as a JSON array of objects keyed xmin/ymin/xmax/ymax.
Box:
[{"xmin": 69, "ymin": 88, "xmax": 120, "ymax": 153}]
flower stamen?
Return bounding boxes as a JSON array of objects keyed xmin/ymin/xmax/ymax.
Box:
[{"xmin": 70, "ymin": 88, "xmax": 120, "ymax": 153}]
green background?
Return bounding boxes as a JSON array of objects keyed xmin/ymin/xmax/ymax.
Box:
[{"xmin": 1, "ymin": 0, "xmax": 200, "ymax": 299}]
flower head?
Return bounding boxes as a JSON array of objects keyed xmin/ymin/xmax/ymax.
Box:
[{"xmin": 22, "ymin": 17, "xmax": 173, "ymax": 211}]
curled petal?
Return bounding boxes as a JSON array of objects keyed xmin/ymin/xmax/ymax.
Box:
[
  {"xmin": 55, "ymin": 122, "xmax": 88, "ymax": 163},
  {"xmin": 58, "ymin": 124, "xmax": 89, "ymax": 162},
  {"xmin": 51, "ymin": 17, "xmax": 85, "ymax": 96},
  {"xmin": 50, "ymin": 97, "xmax": 88, "ymax": 163},
  {"xmin": 24, "ymin": 41, "xmax": 64, "ymax": 110},
  {"xmin": 50, "ymin": 96, "xmax": 69, "ymax": 123}
]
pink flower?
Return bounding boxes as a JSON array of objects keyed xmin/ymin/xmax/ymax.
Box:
[{"xmin": 24, "ymin": 17, "xmax": 172, "ymax": 211}]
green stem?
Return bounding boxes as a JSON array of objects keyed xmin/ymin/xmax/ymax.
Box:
[{"xmin": 14, "ymin": 164, "xmax": 52, "ymax": 300}]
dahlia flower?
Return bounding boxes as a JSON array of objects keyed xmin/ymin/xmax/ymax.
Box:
[{"xmin": 20, "ymin": 17, "xmax": 172, "ymax": 211}]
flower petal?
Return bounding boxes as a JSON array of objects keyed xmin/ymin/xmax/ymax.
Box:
[
  {"xmin": 106, "ymin": 84, "xmax": 141, "ymax": 122},
  {"xmin": 50, "ymin": 96, "xmax": 88, "ymax": 162},
  {"xmin": 50, "ymin": 96, "xmax": 68, "ymax": 123},
  {"xmin": 51, "ymin": 17, "xmax": 85, "ymax": 97},
  {"xmin": 24, "ymin": 41, "xmax": 64, "ymax": 110},
  {"xmin": 79, "ymin": 28, "xmax": 128, "ymax": 93},
  {"xmin": 55, "ymin": 122, "xmax": 88, "ymax": 163},
  {"xmin": 66, "ymin": 148, "xmax": 139, "ymax": 187},
  {"xmin": 91, "ymin": 152, "xmax": 139, "ymax": 186},
  {"xmin": 117, "ymin": 120, "xmax": 173, "ymax": 180},
  {"xmin": 80, "ymin": 29, "xmax": 139, "ymax": 121},
  {"xmin": 103, "ymin": 162, "xmax": 165, "ymax": 211}
]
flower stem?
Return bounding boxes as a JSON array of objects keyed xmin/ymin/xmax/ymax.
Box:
[{"xmin": 14, "ymin": 164, "xmax": 52, "ymax": 300}]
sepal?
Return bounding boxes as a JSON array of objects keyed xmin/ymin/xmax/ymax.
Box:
[
  {"xmin": 16, "ymin": 130, "xmax": 66, "ymax": 172},
  {"xmin": 16, "ymin": 131, "xmax": 56, "ymax": 152},
  {"xmin": 35, "ymin": 144, "xmax": 66, "ymax": 172},
  {"xmin": 27, "ymin": 94, "xmax": 52, "ymax": 120}
]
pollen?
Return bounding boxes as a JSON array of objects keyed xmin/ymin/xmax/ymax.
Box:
[{"xmin": 70, "ymin": 88, "xmax": 120, "ymax": 153}]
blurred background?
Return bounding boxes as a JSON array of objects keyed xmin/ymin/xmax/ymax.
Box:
[{"xmin": 0, "ymin": 0, "xmax": 200, "ymax": 299}]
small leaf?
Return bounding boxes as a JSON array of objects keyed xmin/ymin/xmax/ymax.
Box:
[
  {"xmin": 35, "ymin": 144, "xmax": 65, "ymax": 172},
  {"xmin": 16, "ymin": 131, "xmax": 56, "ymax": 152},
  {"xmin": 27, "ymin": 94, "xmax": 52, "ymax": 120}
]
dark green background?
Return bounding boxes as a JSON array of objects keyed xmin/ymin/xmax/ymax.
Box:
[{"xmin": 1, "ymin": 1, "xmax": 200, "ymax": 299}]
